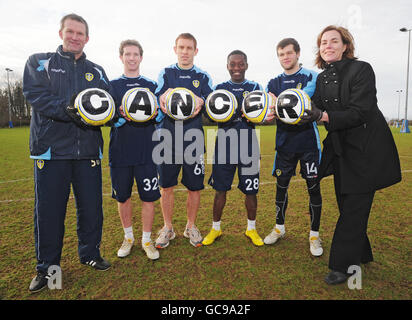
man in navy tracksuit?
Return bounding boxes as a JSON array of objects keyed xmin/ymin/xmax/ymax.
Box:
[{"xmin": 23, "ymin": 13, "xmax": 111, "ymax": 293}]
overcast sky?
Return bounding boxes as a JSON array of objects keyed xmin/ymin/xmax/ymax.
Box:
[{"xmin": 1, "ymin": 0, "xmax": 411, "ymax": 119}]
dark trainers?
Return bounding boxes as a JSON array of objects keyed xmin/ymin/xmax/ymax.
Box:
[
  {"xmin": 82, "ymin": 256, "xmax": 111, "ymax": 271},
  {"xmin": 29, "ymin": 271, "xmax": 50, "ymax": 293}
]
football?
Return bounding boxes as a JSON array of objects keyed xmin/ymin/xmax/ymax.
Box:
[
  {"xmin": 165, "ymin": 87, "xmax": 196, "ymax": 121},
  {"xmin": 74, "ymin": 88, "xmax": 115, "ymax": 126},
  {"xmin": 122, "ymin": 87, "xmax": 157, "ymax": 122},
  {"xmin": 275, "ymin": 88, "xmax": 311, "ymax": 125},
  {"xmin": 241, "ymin": 90, "xmax": 273, "ymax": 123},
  {"xmin": 205, "ymin": 89, "xmax": 238, "ymax": 123}
]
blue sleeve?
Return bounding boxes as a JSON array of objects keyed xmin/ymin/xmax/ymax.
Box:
[
  {"xmin": 23, "ymin": 54, "xmax": 72, "ymax": 122},
  {"xmin": 302, "ymin": 70, "xmax": 318, "ymax": 98},
  {"xmin": 201, "ymin": 72, "xmax": 214, "ymax": 100},
  {"xmin": 154, "ymin": 69, "xmax": 168, "ymax": 123}
]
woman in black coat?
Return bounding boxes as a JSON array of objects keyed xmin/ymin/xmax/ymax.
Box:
[{"xmin": 302, "ymin": 25, "xmax": 402, "ymax": 284}]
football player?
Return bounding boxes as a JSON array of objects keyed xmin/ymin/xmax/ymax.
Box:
[
  {"xmin": 109, "ymin": 40, "xmax": 160, "ymax": 260},
  {"xmin": 154, "ymin": 33, "xmax": 213, "ymax": 248},
  {"xmin": 264, "ymin": 38, "xmax": 323, "ymax": 256},
  {"xmin": 203, "ymin": 50, "xmax": 264, "ymax": 246}
]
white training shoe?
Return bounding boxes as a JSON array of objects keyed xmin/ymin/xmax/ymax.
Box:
[
  {"xmin": 117, "ymin": 237, "xmax": 134, "ymax": 258},
  {"xmin": 263, "ymin": 227, "xmax": 285, "ymax": 245},
  {"xmin": 309, "ymin": 236, "xmax": 323, "ymax": 257},
  {"xmin": 142, "ymin": 241, "xmax": 160, "ymax": 260}
]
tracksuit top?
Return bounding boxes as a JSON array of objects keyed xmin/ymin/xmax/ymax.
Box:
[{"xmin": 23, "ymin": 45, "xmax": 111, "ymax": 160}]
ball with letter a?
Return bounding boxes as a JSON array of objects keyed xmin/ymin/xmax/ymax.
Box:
[
  {"xmin": 205, "ymin": 89, "xmax": 238, "ymax": 122},
  {"xmin": 165, "ymin": 87, "xmax": 196, "ymax": 120},
  {"xmin": 241, "ymin": 90, "xmax": 273, "ymax": 123},
  {"xmin": 275, "ymin": 88, "xmax": 311, "ymax": 124},
  {"xmin": 74, "ymin": 88, "xmax": 115, "ymax": 126},
  {"xmin": 122, "ymin": 87, "xmax": 157, "ymax": 122}
]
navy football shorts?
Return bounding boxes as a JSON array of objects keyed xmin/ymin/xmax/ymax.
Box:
[
  {"xmin": 110, "ymin": 163, "xmax": 160, "ymax": 202},
  {"xmin": 157, "ymin": 155, "xmax": 205, "ymax": 191},
  {"xmin": 272, "ymin": 150, "xmax": 321, "ymax": 179},
  {"xmin": 208, "ymin": 162, "xmax": 260, "ymax": 195}
]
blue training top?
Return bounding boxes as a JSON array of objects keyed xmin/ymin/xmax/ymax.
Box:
[
  {"xmin": 155, "ymin": 63, "xmax": 213, "ymax": 152},
  {"xmin": 266, "ymin": 67, "xmax": 321, "ymax": 153},
  {"xmin": 109, "ymin": 75, "xmax": 158, "ymax": 167},
  {"xmin": 213, "ymin": 79, "xmax": 262, "ymax": 163},
  {"xmin": 214, "ymin": 79, "xmax": 262, "ymax": 129}
]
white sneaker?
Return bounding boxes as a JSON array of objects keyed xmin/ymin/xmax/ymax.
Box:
[
  {"xmin": 309, "ymin": 236, "xmax": 323, "ymax": 256},
  {"xmin": 183, "ymin": 225, "xmax": 203, "ymax": 247},
  {"xmin": 263, "ymin": 227, "xmax": 285, "ymax": 245},
  {"xmin": 142, "ymin": 241, "xmax": 160, "ymax": 260},
  {"xmin": 117, "ymin": 237, "xmax": 134, "ymax": 257}
]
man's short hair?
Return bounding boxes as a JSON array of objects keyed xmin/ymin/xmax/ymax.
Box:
[
  {"xmin": 119, "ymin": 39, "xmax": 144, "ymax": 56},
  {"xmin": 276, "ymin": 38, "xmax": 300, "ymax": 55},
  {"xmin": 60, "ymin": 13, "xmax": 89, "ymax": 37},
  {"xmin": 227, "ymin": 50, "xmax": 247, "ymax": 63},
  {"xmin": 175, "ymin": 33, "xmax": 197, "ymax": 49}
]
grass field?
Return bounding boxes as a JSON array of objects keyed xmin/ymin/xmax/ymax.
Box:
[{"xmin": 0, "ymin": 125, "xmax": 410, "ymax": 300}]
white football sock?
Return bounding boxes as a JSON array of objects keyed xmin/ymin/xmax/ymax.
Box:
[
  {"xmin": 276, "ymin": 224, "xmax": 285, "ymax": 234},
  {"xmin": 212, "ymin": 221, "xmax": 221, "ymax": 231},
  {"xmin": 247, "ymin": 219, "xmax": 256, "ymax": 231},
  {"xmin": 142, "ymin": 231, "xmax": 151, "ymax": 245},
  {"xmin": 310, "ymin": 230, "xmax": 319, "ymax": 238},
  {"xmin": 124, "ymin": 226, "xmax": 134, "ymax": 241}
]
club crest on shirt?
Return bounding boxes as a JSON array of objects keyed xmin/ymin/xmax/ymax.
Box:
[
  {"xmin": 192, "ymin": 80, "xmax": 200, "ymax": 88},
  {"xmin": 243, "ymin": 91, "xmax": 250, "ymax": 98},
  {"xmin": 36, "ymin": 160, "xmax": 45, "ymax": 170},
  {"xmin": 275, "ymin": 169, "xmax": 282, "ymax": 176},
  {"xmin": 296, "ymin": 83, "xmax": 302, "ymax": 89},
  {"xmin": 85, "ymin": 73, "xmax": 94, "ymax": 82}
]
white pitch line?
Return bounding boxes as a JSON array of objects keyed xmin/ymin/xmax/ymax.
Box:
[{"xmin": 1, "ymin": 170, "xmax": 411, "ymax": 204}]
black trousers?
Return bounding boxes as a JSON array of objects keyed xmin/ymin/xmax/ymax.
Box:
[{"xmin": 329, "ymin": 163, "xmax": 375, "ymax": 274}]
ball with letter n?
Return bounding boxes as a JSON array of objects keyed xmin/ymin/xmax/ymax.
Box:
[
  {"xmin": 241, "ymin": 90, "xmax": 273, "ymax": 123},
  {"xmin": 75, "ymin": 88, "xmax": 115, "ymax": 126},
  {"xmin": 165, "ymin": 87, "xmax": 196, "ymax": 120},
  {"xmin": 275, "ymin": 88, "xmax": 311, "ymax": 124},
  {"xmin": 205, "ymin": 89, "xmax": 238, "ymax": 122},
  {"xmin": 122, "ymin": 87, "xmax": 157, "ymax": 122}
]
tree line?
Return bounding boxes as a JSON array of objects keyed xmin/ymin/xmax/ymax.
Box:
[{"xmin": 0, "ymin": 80, "xmax": 31, "ymax": 128}]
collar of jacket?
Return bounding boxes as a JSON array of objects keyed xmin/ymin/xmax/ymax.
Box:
[
  {"xmin": 56, "ymin": 45, "xmax": 86, "ymax": 61},
  {"xmin": 325, "ymin": 58, "xmax": 354, "ymax": 72}
]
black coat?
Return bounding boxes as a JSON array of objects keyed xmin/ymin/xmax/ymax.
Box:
[{"xmin": 312, "ymin": 58, "xmax": 401, "ymax": 194}]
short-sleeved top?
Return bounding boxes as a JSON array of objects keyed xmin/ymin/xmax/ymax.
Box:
[
  {"xmin": 155, "ymin": 63, "xmax": 213, "ymax": 153},
  {"xmin": 266, "ymin": 67, "xmax": 321, "ymax": 153},
  {"xmin": 109, "ymin": 75, "xmax": 158, "ymax": 167}
]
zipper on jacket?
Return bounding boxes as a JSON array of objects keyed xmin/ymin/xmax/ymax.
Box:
[{"xmin": 74, "ymin": 60, "xmax": 81, "ymax": 159}]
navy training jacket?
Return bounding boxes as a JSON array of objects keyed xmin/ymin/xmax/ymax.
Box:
[{"xmin": 23, "ymin": 45, "xmax": 111, "ymax": 160}]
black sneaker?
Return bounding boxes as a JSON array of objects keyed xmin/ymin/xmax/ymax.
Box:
[
  {"xmin": 29, "ymin": 271, "xmax": 50, "ymax": 293},
  {"xmin": 82, "ymin": 256, "xmax": 111, "ymax": 271}
]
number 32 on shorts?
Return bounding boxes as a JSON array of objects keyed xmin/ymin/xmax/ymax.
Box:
[{"xmin": 143, "ymin": 177, "xmax": 159, "ymax": 191}]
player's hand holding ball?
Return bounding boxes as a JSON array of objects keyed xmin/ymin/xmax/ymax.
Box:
[{"xmin": 265, "ymin": 92, "xmax": 278, "ymax": 122}]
